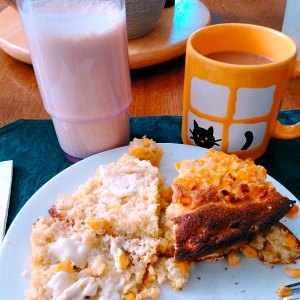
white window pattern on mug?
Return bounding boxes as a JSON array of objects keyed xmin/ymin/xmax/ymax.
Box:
[{"xmin": 188, "ymin": 77, "xmax": 275, "ymax": 152}]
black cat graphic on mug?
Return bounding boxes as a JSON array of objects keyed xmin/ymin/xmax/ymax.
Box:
[
  {"xmin": 190, "ymin": 120, "xmax": 254, "ymax": 150},
  {"xmin": 189, "ymin": 120, "xmax": 221, "ymax": 148}
]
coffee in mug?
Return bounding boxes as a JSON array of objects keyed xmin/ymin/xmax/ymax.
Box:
[
  {"xmin": 182, "ymin": 23, "xmax": 300, "ymax": 160},
  {"xmin": 205, "ymin": 51, "xmax": 274, "ymax": 65}
]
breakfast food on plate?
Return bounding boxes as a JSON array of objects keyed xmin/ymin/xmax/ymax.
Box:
[
  {"xmin": 277, "ymin": 285, "xmax": 292, "ymax": 298},
  {"xmin": 25, "ymin": 217, "xmax": 160, "ymax": 299},
  {"xmin": 250, "ymin": 222, "xmax": 300, "ymax": 266},
  {"xmin": 50, "ymin": 153, "xmax": 161, "ymax": 239},
  {"xmin": 168, "ymin": 148, "xmax": 296, "ymax": 261},
  {"xmin": 128, "ymin": 137, "xmax": 163, "ymax": 167},
  {"xmin": 26, "ymin": 143, "xmax": 191, "ymax": 299},
  {"xmin": 26, "ymin": 140, "xmax": 300, "ymax": 299},
  {"xmin": 221, "ymin": 222, "xmax": 300, "ymax": 268}
]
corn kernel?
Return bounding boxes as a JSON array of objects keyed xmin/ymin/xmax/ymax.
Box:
[
  {"xmin": 197, "ymin": 159, "xmax": 204, "ymax": 167},
  {"xmin": 227, "ymin": 251, "xmax": 240, "ymax": 267},
  {"xmin": 286, "ymin": 205, "xmax": 299, "ymax": 218},
  {"xmin": 174, "ymin": 161, "xmax": 182, "ymax": 171},
  {"xmin": 244, "ymin": 158, "xmax": 254, "ymax": 165},
  {"xmin": 87, "ymin": 220, "xmax": 100, "ymax": 231},
  {"xmin": 87, "ymin": 218, "xmax": 111, "ymax": 235},
  {"xmin": 132, "ymin": 148, "xmax": 147, "ymax": 157},
  {"xmin": 144, "ymin": 268, "xmax": 155, "ymax": 284},
  {"xmin": 180, "ymin": 197, "xmax": 192, "ymax": 206},
  {"xmin": 258, "ymin": 167, "xmax": 267, "ymax": 178},
  {"xmin": 177, "ymin": 260, "xmax": 190, "ymax": 273},
  {"xmin": 174, "ymin": 177, "xmax": 189, "ymax": 186},
  {"xmin": 124, "ymin": 292, "xmax": 135, "ymax": 300},
  {"xmin": 263, "ymin": 244, "xmax": 276, "ymax": 256},
  {"xmin": 277, "ymin": 285, "xmax": 292, "ymax": 298},
  {"xmin": 284, "ymin": 267, "xmax": 300, "ymax": 277},
  {"xmin": 208, "ymin": 175, "xmax": 219, "ymax": 186},
  {"xmin": 240, "ymin": 245, "xmax": 257, "ymax": 258},
  {"xmin": 142, "ymin": 138, "xmax": 151, "ymax": 147},
  {"xmin": 199, "ymin": 168, "xmax": 209, "ymax": 178},
  {"xmin": 116, "ymin": 251, "xmax": 130, "ymax": 270},
  {"xmin": 102, "ymin": 219, "xmax": 111, "ymax": 234},
  {"xmin": 285, "ymin": 234, "xmax": 298, "ymax": 249},
  {"xmin": 56, "ymin": 261, "xmax": 74, "ymax": 273},
  {"xmin": 150, "ymin": 158, "xmax": 160, "ymax": 167},
  {"xmin": 143, "ymin": 272, "xmax": 152, "ymax": 284},
  {"xmin": 163, "ymin": 187, "xmax": 173, "ymax": 201},
  {"xmin": 150, "ymin": 289, "xmax": 160, "ymax": 299},
  {"xmin": 109, "ymin": 204, "xmax": 120, "ymax": 210}
]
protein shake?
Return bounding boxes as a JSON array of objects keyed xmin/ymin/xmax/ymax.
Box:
[{"xmin": 18, "ymin": 0, "xmax": 132, "ymax": 162}]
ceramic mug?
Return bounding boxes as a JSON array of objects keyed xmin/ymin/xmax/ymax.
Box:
[
  {"xmin": 182, "ymin": 23, "xmax": 300, "ymax": 160},
  {"xmin": 125, "ymin": 0, "xmax": 165, "ymax": 39}
]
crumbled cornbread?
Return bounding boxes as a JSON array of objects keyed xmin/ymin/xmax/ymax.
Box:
[
  {"xmin": 154, "ymin": 257, "xmax": 192, "ymax": 290},
  {"xmin": 277, "ymin": 285, "xmax": 292, "ymax": 298},
  {"xmin": 26, "ymin": 143, "xmax": 189, "ymax": 300},
  {"xmin": 51, "ymin": 154, "xmax": 161, "ymax": 239},
  {"xmin": 25, "ymin": 217, "xmax": 160, "ymax": 299},
  {"xmin": 128, "ymin": 137, "xmax": 163, "ymax": 167},
  {"xmin": 250, "ymin": 223, "xmax": 300, "ymax": 267}
]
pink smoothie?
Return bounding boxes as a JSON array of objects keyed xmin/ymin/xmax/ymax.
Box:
[{"xmin": 19, "ymin": 0, "xmax": 132, "ymax": 160}]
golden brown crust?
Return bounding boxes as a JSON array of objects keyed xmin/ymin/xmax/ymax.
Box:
[
  {"xmin": 48, "ymin": 205, "xmax": 68, "ymax": 222},
  {"xmin": 172, "ymin": 188, "xmax": 295, "ymax": 260},
  {"xmin": 276, "ymin": 222, "xmax": 299, "ymax": 236},
  {"xmin": 189, "ymin": 243, "xmax": 246, "ymax": 262},
  {"xmin": 48, "ymin": 205, "xmax": 76, "ymax": 229}
]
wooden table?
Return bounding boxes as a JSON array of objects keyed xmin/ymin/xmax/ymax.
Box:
[{"xmin": 0, "ymin": 0, "xmax": 299, "ymax": 128}]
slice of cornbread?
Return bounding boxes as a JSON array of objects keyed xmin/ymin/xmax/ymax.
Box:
[
  {"xmin": 169, "ymin": 149, "xmax": 295, "ymax": 261},
  {"xmin": 50, "ymin": 154, "xmax": 160, "ymax": 239},
  {"xmin": 25, "ymin": 217, "xmax": 160, "ymax": 300}
]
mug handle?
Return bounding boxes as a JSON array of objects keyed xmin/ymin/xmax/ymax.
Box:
[{"xmin": 273, "ymin": 60, "xmax": 300, "ymax": 139}]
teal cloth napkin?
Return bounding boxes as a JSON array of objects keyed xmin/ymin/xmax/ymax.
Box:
[{"xmin": 0, "ymin": 112, "xmax": 299, "ymax": 231}]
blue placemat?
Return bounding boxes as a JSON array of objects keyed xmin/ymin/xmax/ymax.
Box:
[{"xmin": 0, "ymin": 112, "xmax": 299, "ymax": 231}]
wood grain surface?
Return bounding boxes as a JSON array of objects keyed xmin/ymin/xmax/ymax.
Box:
[
  {"xmin": 0, "ymin": 0, "xmax": 299, "ymax": 128},
  {"xmin": 0, "ymin": 1, "xmax": 210, "ymax": 68}
]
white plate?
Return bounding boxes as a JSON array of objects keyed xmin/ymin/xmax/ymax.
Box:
[{"xmin": 0, "ymin": 143, "xmax": 299, "ymax": 300}]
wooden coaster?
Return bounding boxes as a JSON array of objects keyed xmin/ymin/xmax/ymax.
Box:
[{"xmin": 0, "ymin": 0, "xmax": 210, "ymax": 69}]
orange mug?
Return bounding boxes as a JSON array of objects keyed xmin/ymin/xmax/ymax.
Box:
[{"xmin": 182, "ymin": 23, "xmax": 300, "ymax": 160}]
